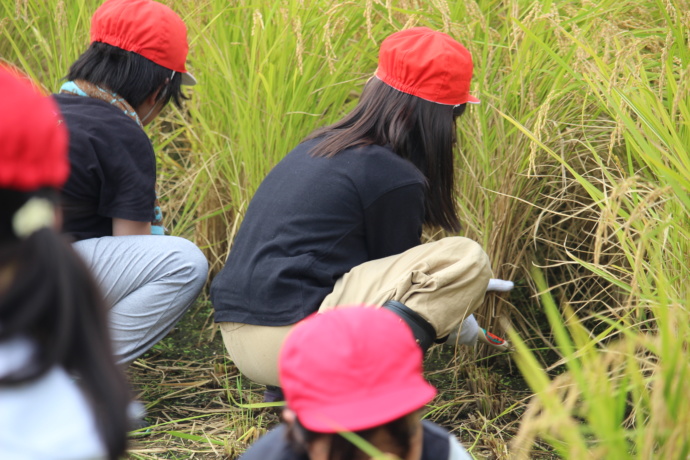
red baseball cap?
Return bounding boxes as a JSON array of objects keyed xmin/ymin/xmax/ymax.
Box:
[
  {"xmin": 279, "ymin": 306, "xmax": 437, "ymax": 433},
  {"xmin": 90, "ymin": 0, "xmax": 196, "ymax": 85},
  {"xmin": 376, "ymin": 27, "xmax": 479, "ymax": 106},
  {"xmin": 0, "ymin": 66, "xmax": 69, "ymax": 191}
]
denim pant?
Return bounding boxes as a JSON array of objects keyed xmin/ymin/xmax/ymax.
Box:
[{"xmin": 74, "ymin": 235, "xmax": 208, "ymax": 364}]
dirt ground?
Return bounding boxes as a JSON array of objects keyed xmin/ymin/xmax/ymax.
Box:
[{"xmin": 126, "ymin": 300, "xmax": 542, "ymax": 459}]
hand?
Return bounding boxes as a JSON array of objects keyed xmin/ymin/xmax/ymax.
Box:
[
  {"xmin": 449, "ymin": 317, "xmax": 513, "ymax": 351},
  {"xmin": 477, "ymin": 327, "xmax": 512, "ymax": 351}
]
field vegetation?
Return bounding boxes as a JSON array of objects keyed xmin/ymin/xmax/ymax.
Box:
[{"xmin": 2, "ymin": 0, "xmax": 689, "ymax": 458}]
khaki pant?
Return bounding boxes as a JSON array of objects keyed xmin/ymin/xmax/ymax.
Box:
[{"xmin": 220, "ymin": 237, "xmax": 492, "ymax": 386}]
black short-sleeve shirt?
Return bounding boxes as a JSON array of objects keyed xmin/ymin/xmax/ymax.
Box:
[
  {"xmin": 211, "ymin": 138, "xmax": 426, "ymax": 326},
  {"xmin": 53, "ymin": 94, "xmax": 156, "ymax": 241}
]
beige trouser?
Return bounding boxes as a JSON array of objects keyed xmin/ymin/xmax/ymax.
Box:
[{"xmin": 220, "ymin": 237, "xmax": 492, "ymax": 386}]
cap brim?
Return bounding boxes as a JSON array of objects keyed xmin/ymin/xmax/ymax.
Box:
[
  {"xmin": 296, "ymin": 380, "xmax": 437, "ymax": 433},
  {"xmin": 181, "ymin": 71, "xmax": 197, "ymax": 86},
  {"xmin": 466, "ymin": 94, "xmax": 480, "ymax": 104}
]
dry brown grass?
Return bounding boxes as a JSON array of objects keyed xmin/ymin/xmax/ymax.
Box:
[
  {"xmin": 125, "ymin": 299, "xmax": 542, "ymax": 459},
  {"xmin": 126, "ymin": 303, "xmax": 276, "ymax": 459}
]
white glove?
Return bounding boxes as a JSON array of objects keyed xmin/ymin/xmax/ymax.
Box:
[
  {"xmin": 477, "ymin": 327, "xmax": 512, "ymax": 350},
  {"xmin": 487, "ymin": 278, "xmax": 514, "ymax": 292},
  {"xmin": 455, "ymin": 314, "xmax": 480, "ymax": 346},
  {"xmin": 447, "ymin": 316, "xmax": 512, "ymax": 351},
  {"xmin": 445, "ymin": 279, "xmax": 513, "ymax": 349}
]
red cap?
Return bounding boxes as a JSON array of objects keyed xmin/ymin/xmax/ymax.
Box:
[
  {"xmin": 90, "ymin": 0, "xmax": 196, "ymax": 85},
  {"xmin": 279, "ymin": 306, "xmax": 437, "ymax": 433},
  {"xmin": 0, "ymin": 66, "xmax": 69, "ymax": 191},
  {"xmin": 376, "ymin": 27, "xmax": 479, "ymax": 106}
]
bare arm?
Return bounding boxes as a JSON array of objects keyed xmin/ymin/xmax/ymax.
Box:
[{"xmin": 112, "ymin": 218, "xmax": 151, "ymax": 236}]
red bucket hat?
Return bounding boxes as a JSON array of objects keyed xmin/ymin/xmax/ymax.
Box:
[
  {"xmin": 0, "ymin": 66, "xmax": 69, "ymax": 191},
  {"xmin": 375, "ymin": 27, "xmax": 479, "ymax": 106},
  {"xmin": 90, "ymin": 0, "xmax": 196, "ymax": 85},
  {"xmin": 279, "ymin": 306, "xmax": 437, "ymax": 433}
]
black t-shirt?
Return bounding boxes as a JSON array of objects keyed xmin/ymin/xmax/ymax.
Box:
[
  {"xmin": 53, "ymin": 94, "xmax": 156, "ymax": 241},
  {"xmin": 211, "ymin": 138, "xmax": 426, "ymax": 326},
  {"xmin": 238, "ymin": 420, "xmax": 453, "ymax": 460}
]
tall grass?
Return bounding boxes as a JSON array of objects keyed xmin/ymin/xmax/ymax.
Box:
[
  {"xmin": 3, "ymin": 0, "xmax": 688, "ymax": 457},
  {"xmin": 504, "ymin": 0, "xmax": 690, "ymax": 457}
]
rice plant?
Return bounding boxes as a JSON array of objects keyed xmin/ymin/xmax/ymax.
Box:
[
  {"xmin": 502, "ymin": 0, "xmax": 690, "ymax": 457},
  {"xmin": 3, "ymin": 0, "xmax": 688, "ymax": 457}
]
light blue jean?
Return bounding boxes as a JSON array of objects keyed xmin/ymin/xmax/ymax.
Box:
[{"xmin": 73, "ymin": 235, "xmax": 208, "ymax": 364}]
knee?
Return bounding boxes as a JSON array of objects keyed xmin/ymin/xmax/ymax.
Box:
[
  {"xmin": 473, "ymin": 242, "xmax": 492, "ymax": 278},
  {"xmin": 167, "ymin": 237, "xmax": 209, "ymax": 286},
  {"xmin": 188, "ymin": 248, "xmax": 209, "ymax": 288},
  {"xmin": 443, "ymin": 236, "xmax": 492, "ymax": 277}
]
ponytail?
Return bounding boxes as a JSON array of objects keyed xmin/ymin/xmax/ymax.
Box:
[{"xmin": 0, "ymin": 191, "xmax": 130, "ymax": 460}]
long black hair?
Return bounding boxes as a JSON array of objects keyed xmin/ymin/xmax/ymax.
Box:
[
  {"xmin": 67, "ymin": 41, "xmax": 187, "ymax": 109},
  {"xmin": 305, "ymin": 77, "xmax": 466, "ymax": 233},
  {"xmin": 287, "ymin": 413, "xmax": 417, "ymax": 460},
  {"xmin": 0, "ymin": 188, "xmax": 130, "ymax": 460}
]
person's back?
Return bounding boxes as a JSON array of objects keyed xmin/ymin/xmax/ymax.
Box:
[
  {"xmin": 0, "ymin": 65, "xmax": 131, "ymax": 460},
  {"xmin": 211, "ymin": 28, "xmax": 502, "ymax": 392},
  {"xmin": 56, "ymin": 93, "xmax": 156, "ymax": 240},
  {"xmin": 53, "ymin": 0, "xmax": 208, "ymax": 365},
  {"xmin": 0, "ymin": 338, "xmax": 109, "ymax": 459},
  {"xmin": 239, "ymin": 420, "xmax": 466, "ymax": 460},
  {"xmin": 211, "ymin": 138, "xmax": 426, "ymax": 326}
]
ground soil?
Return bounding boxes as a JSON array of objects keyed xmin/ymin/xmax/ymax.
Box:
[{"xmin": 126, "ymin": 301, "xmax": 545, "ymax": 459}]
